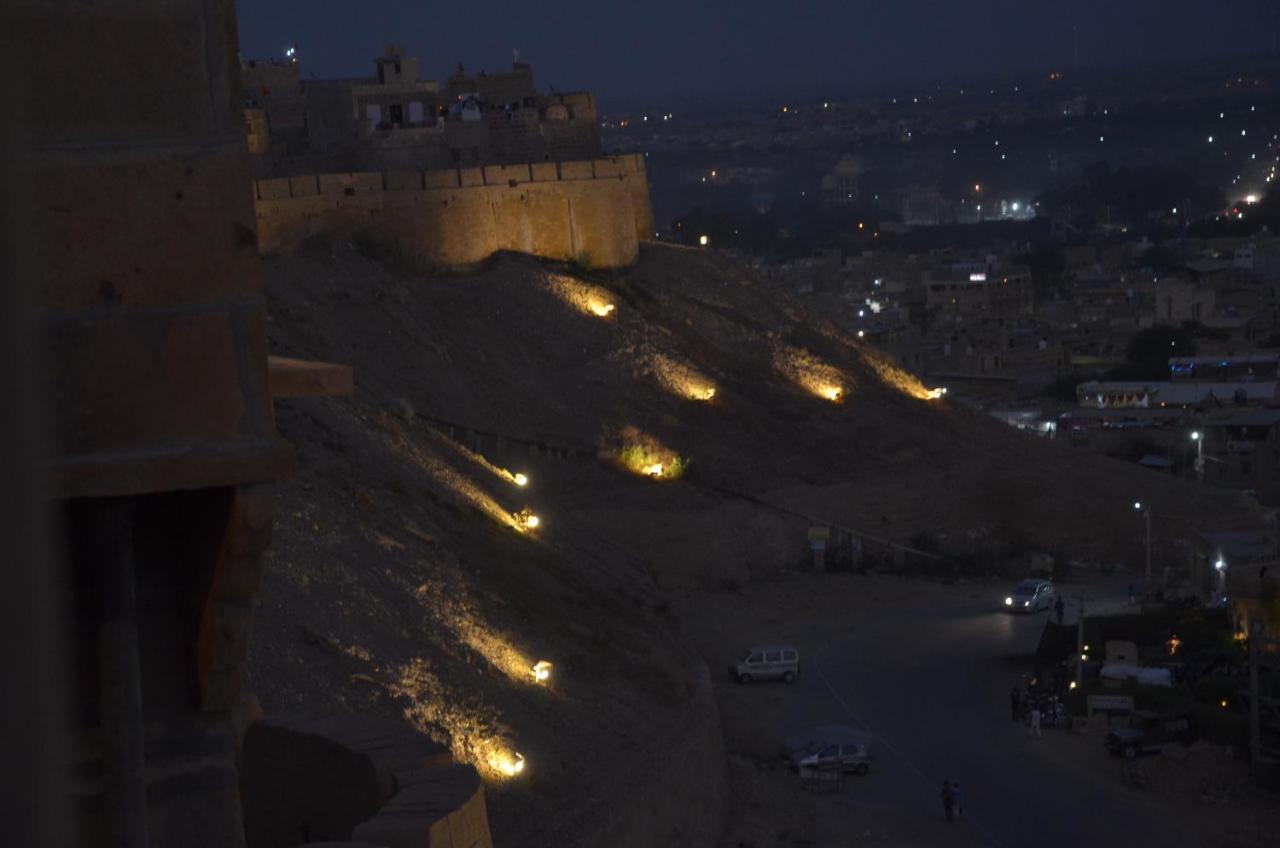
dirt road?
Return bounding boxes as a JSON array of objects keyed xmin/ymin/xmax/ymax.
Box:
[{"xmin": 680, "ymin": 572, "xmax": 1236, "ymax": 847}]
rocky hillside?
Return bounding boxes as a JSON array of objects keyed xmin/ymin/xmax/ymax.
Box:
[{"xmin": 247, "ymin": 240, "xmax": 1252, "ymax": 846}]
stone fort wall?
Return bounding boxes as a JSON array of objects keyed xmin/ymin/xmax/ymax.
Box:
[{"xmin": 254, "ymin": 153, "xmax": 654, "ymax": 269}]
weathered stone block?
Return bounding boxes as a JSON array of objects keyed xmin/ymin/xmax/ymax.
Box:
[
  {"xmin": 593, "ymin": 157, "xmax": 626, "ymax": 178},
  {"xmin": 423, "ymin": 170, "xmax": 460, "ymax": 189},
  {"xmin": 529, "ymin": 162, "xmax": 558, "ymax": 182},
  {"xmin": 352, "ymin": 765, "xmax": 491, "ymax": 848},
  {"xmin": 211, "ymin": 552, "xmax": 267, "ymax": 602},
  {"xmin": 384, "ymin": 171, "xmax": 423, "ymax": 192},
  {"xmin": 257, "ymin": 178, "xmax": 293, "ymax": 201},
  {"xmin": 289, "ymin": 175, "xmax": 320, "ymax": 197},
  {"xmin": 223, "ymin": 484, "xmax": 276, "ymax": 556},
  {"xmin": 242, "ymin": 716, "xmax": 452, "ymax": 848},
  {"xmin": 457, "ymin": 168, "xmax": 484, "ymax": 187},
  {"xmin": 559, "ymin": 160, "xmax": 595, "ymax": 180},
  {"xmin": 203, "ymin": 601, "xmax": 254, "ymax": 669}
]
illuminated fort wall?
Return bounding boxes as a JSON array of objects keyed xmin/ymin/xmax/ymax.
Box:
[{"xmin": 252, "ymin": 153, "xmax": 654, "ymax": 269}]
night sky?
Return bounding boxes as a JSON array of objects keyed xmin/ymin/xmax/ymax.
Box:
[{"xmin": 238, "ymin": 1, "xmax": 1279, "ymax": 104}]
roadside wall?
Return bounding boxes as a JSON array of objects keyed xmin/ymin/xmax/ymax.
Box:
[{"xmin": 253, "ymin": 154, "xmax": 653, "ymax": 269}]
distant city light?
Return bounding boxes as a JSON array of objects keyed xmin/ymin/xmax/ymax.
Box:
[
  {"xmin": 1215, "ymin": 558, "xmax": 1227, "ymax": 571},
  {"xmin": 698, "ymin": 234, "xmax": 709, "ymax": 246},
  {"xmin": 1246, "ymin": 194, "xmax": 1259, "ymax": 204},
  {"xmin": 1011, "ymin": 202, "xmax": 1020, "ymax": 211},
  {"xmin": 1242, "ymin": 129, "xmax": 1247, "ymax": 136},
  {"xmin": 1209, "ymin": 135, "xmax": 1215, "ymax": 143}
]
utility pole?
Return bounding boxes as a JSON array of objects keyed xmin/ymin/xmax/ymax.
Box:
[{"xmin": 1250, "ymin": 621, "xmax": 1262, "ymax": 784}]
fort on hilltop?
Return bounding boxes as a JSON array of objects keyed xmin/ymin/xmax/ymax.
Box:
[{"xmin": 242, "ymin": 44, "xmax": 650, "ymax": 269}]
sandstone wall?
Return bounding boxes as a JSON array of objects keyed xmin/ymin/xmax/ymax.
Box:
[{"xmin": 253, "ymin": 154, "xmax": 653, "ymax": 269}]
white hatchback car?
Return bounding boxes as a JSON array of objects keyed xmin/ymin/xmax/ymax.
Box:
[{"xmin": 1004, "ymin": 579, "xmax": 1055, "ymax": 613}]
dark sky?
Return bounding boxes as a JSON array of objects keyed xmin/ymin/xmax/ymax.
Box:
[{"xmin": 238, "ymin": 1, "xmax": 1278, "ymax": 104}]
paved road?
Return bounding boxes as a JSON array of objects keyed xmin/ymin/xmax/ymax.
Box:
[{"xmin": 794, "ymin": 577, "xmax": 1200, "ymax": 847}]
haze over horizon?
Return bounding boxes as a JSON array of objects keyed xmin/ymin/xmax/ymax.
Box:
[{"xmin": 239, "ymin": 0, "xmax": 1280, "ymax": 104}]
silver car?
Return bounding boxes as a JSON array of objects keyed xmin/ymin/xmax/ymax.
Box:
[
  {"xmin": 798, "ymin": 742, "xmax": 870, "ymax": 775},
  {"xmin": 729, "ymin": 645, "xmax": 800, "ymax": 683},
  {"xmin": 1004, "ymin": 579, "xmax": 1055, "ymax": 613}
]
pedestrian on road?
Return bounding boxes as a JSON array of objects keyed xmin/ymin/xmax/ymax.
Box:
[
  {"xmin": 1010, "ymin": 686, "xmax": 1021, "ymax": 721},
  {"xmin": 952, "ymin": 782, "xmax": 964, "ymax": 817},
  {"xmin": 1054, "ymin": 596, "xmax": 1065, "ymax": 624},
  {"xmin": 940, "ymin": 780, "xmax": 954, "ymax": 822},
  {"xmin": 1030, "ymin": 706, "xmax": 1043, "ymax": 738}
]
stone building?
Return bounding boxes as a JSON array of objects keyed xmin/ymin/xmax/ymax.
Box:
[
  {"xmin": 245, "ymin": 45, "xmax": 601, "ymax": 175},
  {"xmin": 924, "ymin": 257, "xmax": 1034, "ymax": 323}
]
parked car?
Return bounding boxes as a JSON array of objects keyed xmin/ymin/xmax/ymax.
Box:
[
  {"xmin": 1105, "ymin": 710, "xmax": 1194, "ymax": 759},
  {"xmin": 797, "ymin": 742, "xmax": 870, "ymax": 775},
  {"xmin": 729, "ymin": 645, "xmax": 800, "ymax": 684},
  {"xmin": 1004, "ymin": 579, "xmax": 1055, "ymax": 613}
]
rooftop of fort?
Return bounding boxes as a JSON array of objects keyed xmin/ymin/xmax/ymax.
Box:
[{"xmin": 242, "ymin": 44, "xmax": 605, "ymax": 177}]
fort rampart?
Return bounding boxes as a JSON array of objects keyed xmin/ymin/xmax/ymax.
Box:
[{"xmin": 253, "ymin": 153, "xmax": 654, "ymax": 269}]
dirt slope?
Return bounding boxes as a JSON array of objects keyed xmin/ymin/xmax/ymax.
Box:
[{"xmin": 248, "ymin": 240, "xmax": 1253, "ymax": 846}]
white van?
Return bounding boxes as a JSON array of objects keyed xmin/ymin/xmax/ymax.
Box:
[{"xmin": 729, "ymin": 645, "xmax": 800, "ymax": 684}]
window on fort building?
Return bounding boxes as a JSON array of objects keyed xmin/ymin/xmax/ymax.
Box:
[
  {"xmin": 394, "ymin": 62, "xmax": 401, "ymax": 75},
  {"xmin": 408, "ymin": 102, "xmax": 424, "ymax": 124},
  {"xmin": 389, "ymin": 104, "xmax": 404, "ymax": 126},
  {"xmin": 377, "ymin": 65, "xmax": 385, "ymax": 84}
]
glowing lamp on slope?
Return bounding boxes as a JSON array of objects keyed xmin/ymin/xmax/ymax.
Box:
[
  {"xmin": 532, "ymin": 660, "xmax": 553, "ymax": 683},
  {"xmin": 819, "ymin": 385, "xmax": 843, "ymax": 402},
  {"xmin": 492, "ymin": 751, "xmax": 526, "ymax": 777},
  {"xmin": 698, "ymin": 234, "xmax": 710, "ymax": 246},
  {"xmin": 925, "ymin": 387, "xmax": 948, "ymax": 400},
  {"xmin": 514, "ymin": 508, "xmax": 541, "ymax": 531},
  {"xmin": 589, "ymin": 301, "xmax": 615, "ymax": 317},
  {"xmin": 512, "ymin": 472, "xmax": 529, "ymax": 487},
  {"xmin": 642, "ymin": 463, "xmax": 665, "ymax": 477}
]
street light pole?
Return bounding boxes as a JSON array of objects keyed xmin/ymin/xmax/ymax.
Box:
[
  {"xmin": 1135, "ymin": 501, "xmax": 1153, "ymax": 600},
  {"xmin": 1073, "ymin": 594, "xmax": 1094, "ymax": 688},
  {"xmin": 1191, "ymin": 430, "xmax": 1204, "ymax": 485},
  {"xmin": 1145, "ymin": 507, "xmax": 1153, "ymax": 599}
]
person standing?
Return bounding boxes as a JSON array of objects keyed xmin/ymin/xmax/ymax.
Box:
[
  {"xmin": 1010, "ymin": 685, "xmax": 1021, "ymax": 721},
  {"xmin": 1030, "ymin": 705, "xmax": 1043, "ymax": 738},
  {"xmin": 940, "ymin": 780, "xmax": 954, "ymax": 821},
  {"xmin": 952, "ymin": 782, "xmax": 964, "ymax": 817},
  {"xmin": 1054, "ymin": 595, "xmax": 1065, "ymax": 625}
]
